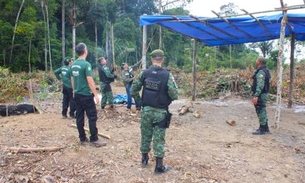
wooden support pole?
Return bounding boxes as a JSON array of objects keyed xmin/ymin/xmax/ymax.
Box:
[
  {"xmin": 275, "ymin": 6, "xmax": 287, "ymax": 129},
  {"xmin": 142, "ymin": 24, "xmax": 147, "ymax": 70},
  {"xmin": 288, "ymin": 33, "xmax": 295, "ymax": 108},
  {"xmin": 192, "ymin": 39, "xmax": 197, "ymax": 101}
]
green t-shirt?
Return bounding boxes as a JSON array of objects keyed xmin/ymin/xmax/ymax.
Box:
[
  {"xmin": 54, "ymin": 65, "xmax": 72, "ymax": 88},
  {"xmin": 71, "ymin": 59, "xmax": 93, "ymax": 96}
]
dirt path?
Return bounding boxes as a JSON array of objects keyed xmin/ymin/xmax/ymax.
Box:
[{"xmin": 0, "ymin": 85, "xmax": 305, "ymax": 183}]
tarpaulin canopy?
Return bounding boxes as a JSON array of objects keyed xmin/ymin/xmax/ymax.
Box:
[{"xmin": 140, "ymin": 13, "xmax": 305, "ymax": 46}]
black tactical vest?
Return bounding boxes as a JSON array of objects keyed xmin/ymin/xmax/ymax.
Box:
[
  {"xmin": 141, "ymin": 66, "xmax": 171, "ymax": 109},
  {"xmin": 252, "ymin": 66, "xmax": 270, "ymax": 95},
  {"xmin": 98, "ymin": 65, "xmax": 114, "ymax": 83}
]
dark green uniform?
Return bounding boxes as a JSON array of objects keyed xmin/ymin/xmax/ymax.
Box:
[
  {"xmin": 98, "ymin": 64, "xmax": 115, "ymax": 108},
  {"xmin": 54, "ymin": 65, "xmax": 72, "ymax": 88},
  {"xmin": 54, "ymin": 65, "xmax": 76, "ymax": 118},
  {"xmin": 131, "ymin": 65, "xmax": 178, "ymax": 157},
  {"xmin": 71, "ymin": 58, "xmax": 99, "ymax": 142},
  {"xmin": 71, "ymin": 59, "xmax": 94, "ymax": 95},
  {"xmin": 252, "ymin": 66, "xmax": 270, "ymax": 128}
]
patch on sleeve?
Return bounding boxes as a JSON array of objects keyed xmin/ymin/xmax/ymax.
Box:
[
  {"xmin": 88, "ymin": 66, "xmax": 91, "ymax": 71},
  {"xmin": 170, "ymin": 74, "xmax": 178, "ymax": 89}
]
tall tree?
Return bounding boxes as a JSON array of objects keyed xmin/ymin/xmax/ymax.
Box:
[
  {"xmin": 9, "ymin": 0, "xmax": 26, "ymax": 65},
  {"xmin": 62, "ymin": 0, "xmax": 66, "ymax": 63}
]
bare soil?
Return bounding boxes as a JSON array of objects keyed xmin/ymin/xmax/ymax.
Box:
[{"xmin": 1, "ymin": 84, "xmax": 305, "ymax": 183}]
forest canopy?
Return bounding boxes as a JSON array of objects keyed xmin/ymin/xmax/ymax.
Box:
[{"xmin": 0, "ymin": 0, "xmax": 303, "ymax": 73}]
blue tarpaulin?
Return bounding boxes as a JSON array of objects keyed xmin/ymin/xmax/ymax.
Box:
[{"xmin": 140, "ymin": 13, "xmax": 305, "ymax": 46}]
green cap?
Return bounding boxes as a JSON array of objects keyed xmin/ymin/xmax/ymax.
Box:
[
  {"xmin": 257, "ymin": 57, "xmax": 267, "ymax": 64},
  {"xmin": 150, "ymin": 49, "xmax": 164, "ymax": 57},
  {"xmin": 64, "ymin": 57, "xmax": 72, "ymax": 65}
]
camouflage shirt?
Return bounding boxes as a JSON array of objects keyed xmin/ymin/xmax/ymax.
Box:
[
  {"xmin": 253, "ymin": 69, "xmax": 267, "ymax": 97},
  {"xmin": 131, "ymin": 65, "xmax": 178, "ymax": 111}
]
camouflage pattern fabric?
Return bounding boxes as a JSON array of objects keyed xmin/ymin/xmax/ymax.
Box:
[
  {"xmin": 131, "ymin": 65, "xmax": 178, "ymax": 158},
  {"xmin": 140, "ymin": 107, "xmax": 167, "ymax": 157},
  {"xmin": 100, "ymin": 82, "xmax": 113, "ymax": 107},
  {"xmin": 253, "ymin": 69, "xmax": 269, "ymax": 126}
]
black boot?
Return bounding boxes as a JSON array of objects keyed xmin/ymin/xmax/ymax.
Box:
[
  {"xmin": 265, "ymin": 122, "xmax": 270, "ymax": 133},
  {"xmin": 141, "ymin": 153, "xmax": 149, "ymax": 167},
  {"xmin": 252, "ymin": 125, "xmax": 266, "ymax": 135},
  {"xmin": 154, "ymin": 157, "xmax": 169, "ymax": 174}
]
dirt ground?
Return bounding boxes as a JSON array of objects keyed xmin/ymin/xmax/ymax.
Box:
[{"xmin": 1, "ymin": 84, "xmax": 305, "ymax": 183}]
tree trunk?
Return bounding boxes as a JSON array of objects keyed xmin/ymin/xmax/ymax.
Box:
[
  {"xmin": 158, "ymin": 0, "xmax": 162, "ymax": 49},
  {"xmin": 45, "ymin": 0, "xmax": 52, "ymax": 71},
  {"xmin": 41, "ymin": 0, "xmax": 48, "ymax": 71},
  {"xmin": 229, "ymin": 45, "xmax": 232, "ymax": 68},
  {"xmin": 72, "ymin": 2, "xmax": 76, "ymax": 60},
  {"xmin": 28, "ymin": 40, "xmax": 32, "ymax": 73},
  {"xmin": 62, "ymin": 0, "xmax": 65, "ymax": 63},
  {"xmin": 141, "ymin": 25, "xmax": 147, "ymax": 70},
  {"xmin": 111, "ymin": 24, "xmax": 115, "ymax": 68},
  {"xmin": 192, "ymin": 40, "xmax": 197, "ymax": 101},
  {"xmin": 288, "ymin": 34, "xmax": 295, "ymax": 108},
  {"xmin": 106, "ymin": 22, "xmax": 112, "ymax": 66},
  {"xmin": 9, "ymin": 0, "xmax": 26, "ymax": 64},
  {"xmin": 275, "ymin": 10, "xmax": 287, "ymax": 129},
  {"xmin": 95, "ymin": 22, "xmax": 98, "ymax": 66}
]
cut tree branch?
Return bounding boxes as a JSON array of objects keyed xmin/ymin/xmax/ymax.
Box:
[{"xmin": 70, "ymin": 124, "xmax": 111, "ymax": 139}]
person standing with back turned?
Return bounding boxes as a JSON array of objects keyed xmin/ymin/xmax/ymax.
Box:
[
  {"xmin": 252, "ymin": 57, "xmax": 271, "ymax": 135},
  {"xmin": 71, "ymin": 43, "xmax": 106, "ymax": 147},
  {"xmin": 131, "ymin": 49, "xmax": 178, "ymax": 174},
  {"xmin": 54, "ymin": 57, "xmax": 76, "ymax": 119}
]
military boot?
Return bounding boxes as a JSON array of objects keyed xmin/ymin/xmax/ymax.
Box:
[
  {"xmin": 252, "ymin": 124, "xmax": 266, "ymax": 135},
  {"xmin": 265, "ymin": 121, "xmax": 270, "ymax": 133},
  {"xmin": 154, "ymin": 157, "xmax": 169, "ymax": 174},
  {"xmin": 141, "ymin": 153, "xmax": 149, "ymax": 167}
]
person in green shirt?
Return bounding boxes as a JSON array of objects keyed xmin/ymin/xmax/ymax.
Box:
[
  {"xmin": 54, "ymin": 57, "xmax": 76, "ymax": 119},
  {"xmin": 131, "ymin": 49, "xmax": 178, "ymax": 174},
  {"xmin": 121, "ymin": 60, "xmax": 141, "ymax": 110},
  {"xmin": 252, "ymin": 57, "xmax": 271, "ymax": 135},
  {"xmin": 71, "ymin": 42, "xmax": 106, "ymax": 147},
  {"xmin": 98, "ymin": 57, "xmax": 116, "ymax": 109}
]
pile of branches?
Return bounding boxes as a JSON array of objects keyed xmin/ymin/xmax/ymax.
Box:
[
  {"xmin": 0, "ymin": 67, "xmax": 56, "ymax": 103},
  {"xmin": 171, "ymin": 63, "xmax": 305, "ymax": 104}
]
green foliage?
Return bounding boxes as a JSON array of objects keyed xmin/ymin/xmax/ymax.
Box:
[{"xmin": 0, "ymin": 0, "xmax": 295, "ymax": 75}]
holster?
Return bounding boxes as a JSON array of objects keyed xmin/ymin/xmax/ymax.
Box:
[{"xmin": 155, "ymin": 111, "xmax": 172, "ymax": 129}]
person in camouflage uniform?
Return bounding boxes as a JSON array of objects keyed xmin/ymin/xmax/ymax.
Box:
[
  {"xmin": 98, "ymin": 57, "xmax": 116, "ymax": 109},
  {"xmin": 121, "ymin": 60, "xmax": 141, "ymax": 110},
  {"xmin": 54, "ymin": 57, "xmax": 76, "ymax": 119},
  {"xmin": 252, "ymin": 57, "xmax": 271, "ymax": 135},
  {"xmin": 131, "ymin": 49, "xmax": 178, "ymax": 174}
]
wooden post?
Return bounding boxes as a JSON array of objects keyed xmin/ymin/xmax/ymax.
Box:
[
  {"xmin": 275, "ymin": 10, "xmax": 287, "ymax": 129},
  {"xmin": 141, "ymin": 24, "xmax": 147, "ymax": 70},
  {"xmin": 288, "ymin": 33, "xmax": 295, "ymax": 108},
  {"xmin": 192, "ymin": 39, "xmax": 198, "ymax": 101},
  {"xmin": 111, "ymin": 24, "xmax": 116, "ymax": 69},
  {"xmin": 62, "ymin": 0, "xmax": 65, "ymax": 62}
]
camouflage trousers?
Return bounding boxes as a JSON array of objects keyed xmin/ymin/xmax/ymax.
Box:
[
  {"xmin": 100, "ymin": 82, "xmax": 113, "ymax": 107},
  {"xmin": 255, "ymin": 93, "xmax": 269, "ymax": 126},
  {"xmin": 140, "ymin": 107, "xmax": 167, "ymax": 157}
]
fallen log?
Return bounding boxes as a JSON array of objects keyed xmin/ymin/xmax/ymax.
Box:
[
  {"xmin": 8, "ymin": 146, "xmax": 63, "ymax": 153},
  {"xmin": 178, "ymin": 102, "xmax": 193, "ymax": 115},
  {"xmin": 70, "ymin": 124, "xmax": 111, "ymax": 139}
]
